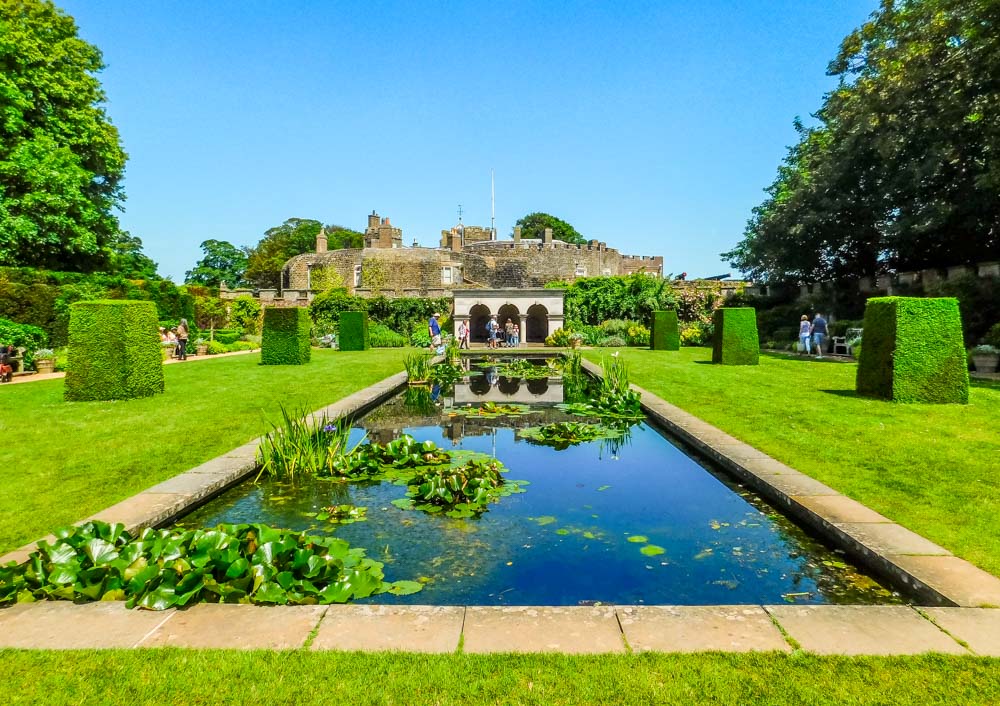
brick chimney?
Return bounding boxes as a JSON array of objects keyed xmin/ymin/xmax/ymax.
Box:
[{"xmin": 316, "ymin": 228, "xmax": 328, "ymax": 253}]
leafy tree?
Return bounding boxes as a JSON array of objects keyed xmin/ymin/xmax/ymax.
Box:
[
  {"xmin": 192, "ymin": 295, "xmax": 228, "ymax": 335},
  {"xmin": 243, "ymin": 219, "xmax": 364, "ymax": 289},
  {"xmin": 514, "ymin": 213, "xmax": 585, "ymax": 245},
  {"xmin": 185, "ymin": 239, "xmax": 247, "ymax": 288},
  {"xmin": 726, "ymin": 0, "xmax": 1000, "ymax": 282},
  {"xmin": 229, "ymin": 295, "xmax": 262, "ymax": 334},
  {"xmin": 0, "ymin": 0, "xmax": 128, "ymax": 271},
  {"xmin": 107, "ymin": 231, "xmax": 158, "ymax": 279}
]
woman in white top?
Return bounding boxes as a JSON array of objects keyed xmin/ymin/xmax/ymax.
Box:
[{"xmin": 798, "ymin": 315, "xmax": 812, "ymax": 354}]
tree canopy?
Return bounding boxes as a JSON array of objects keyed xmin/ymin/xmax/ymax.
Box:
[
  {"xmin": 243, "ymin": 218, "xmax": 363, "ymax": 289},
  {"xmin": 185, "ymin": 239, "xmax": 247, "ymax": 288},
  {"xmin": 0, "ymin": 0, "xmax": 128, "ymax": 272},
  {"xmin": 514, "ymin": 212, "xmax": 585, "ymax": 245},
  {"xmin": 725, "ymin": 0, "xmax": 1000, "ymax": 283}
]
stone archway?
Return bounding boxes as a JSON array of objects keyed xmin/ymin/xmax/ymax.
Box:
[
  {"xmin": 497, "ymin": 304, "xmax": 520, "ymax": 343},
  {"xmin": 526, "ymin": 304, "xmax": 549, "ymax": 343},
  {"xmin": 469, "ymin": 304, "xmax": 491, "ymax": 343}
]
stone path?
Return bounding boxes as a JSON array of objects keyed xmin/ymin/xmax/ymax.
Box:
[
  {"xmin": 1, "ymin": 348, "xmax": 259, "ymax": 385},
  {"xmin": 0, "ymin": 602, "xmax": 996, "ymax": 655}
]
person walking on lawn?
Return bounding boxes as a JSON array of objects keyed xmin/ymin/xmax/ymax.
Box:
[
  {"xmin": 428, "ymin": 312, "xmax": 442, "ymax": 351},
  {"xmin": 798, "ymin": 315, "xmax": 812, "ymax": 355},
  {"xmin": 811, "ymin": 313, "xmax": 828, "ymax": 359}
]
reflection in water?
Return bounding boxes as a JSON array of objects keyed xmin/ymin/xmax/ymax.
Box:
[{"xmin": 179, "ymin": 355, "xmax": 904, "ymax": 607}]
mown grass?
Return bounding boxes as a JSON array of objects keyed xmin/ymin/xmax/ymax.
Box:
[
  {"xmin": 1, "ymin": 649, "xmax": 998, "ymax": 706},
  {"xmin": 0, "ymin": 349, "xmax": 410, "ymax": 555},
  {"xmin": 585, "ymin": 347, "xmax": 1000, "ymax": 575}
]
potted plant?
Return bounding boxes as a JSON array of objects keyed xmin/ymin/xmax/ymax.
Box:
[
  {"xmin": 194, "ymin": 337, "xmax": 208, "ymax": 356},
  {"xmin": 970, "ymin": 345, "xmax": 999, "ymax": 374},
  {"xmin": 569, "ymin": 332, "xmax": 584, "ymax": 349},
  {"xmin": 33, "ymin": 348, "xmax": 56, "ymax": 375}
]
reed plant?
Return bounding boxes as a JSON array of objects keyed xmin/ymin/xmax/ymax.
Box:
[
  {"xmin": 404, "ymin": 353, "xmax": 432, "ymax": 383},
  {"xmin": 255, "ymin": 406, "xmax": 362, "ymax": 480}
]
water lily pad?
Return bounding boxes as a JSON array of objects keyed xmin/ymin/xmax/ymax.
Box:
[
  {"xmin": 596, "ymin": 485, "xmax": 611, "ymax": 492},
  {"xmin": 385, "ymin": 580, "xmax": 424, "ymax": 596},
  {"xmin": 640, "ymin": 545, "xmax": 666, "ymax": 556},
  {"xmin": 627, "ymin": 535, "xmax": 648, "ymax": 544},
  {"xmin": 533, "ymin": 516, "xmax": 557, "ymax": 526},
  {"xmin": 555, "ymin": 529, "xmax": 570, "ymax": 536}
]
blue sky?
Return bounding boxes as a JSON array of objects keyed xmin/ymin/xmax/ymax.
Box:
[{"xmin": 62, "ymin": 0, "xmax": 876, "ymax": 282}]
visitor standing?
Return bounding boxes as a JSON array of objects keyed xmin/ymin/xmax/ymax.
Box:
[
  {"xmin": 512, "ymin": 322, "xmax": 520, "ymax": 347},
  {"xmin": 176, "ymin": 319, "xmax": 189, "ymax": 360},
  {"xmin": 428, "ymin": 312, "xmax": 442, "ymax": 351},
  {"xmin": 504, "ymin": 318, "xmax": 514, "ymax": 348},
  {"xmin": 487, "ymin": 316, "xmax": 499, "ymax": 349},
  {"xmin": 458, "ymin": 320, "xmax": 470, "ymax": 349},
  {"xmin": 811, "ymin": 313, "xmax": 828, "ymax": 359},
  {"xmin": 798, "ymin": 315, "xmax": 812, "ymax": 355}
]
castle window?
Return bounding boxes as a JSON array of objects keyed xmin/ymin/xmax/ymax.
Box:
[
  {"xmin": 601, "ymin": 268, "xmax": 612, "ymax": 276},
  {"xmin": 354, "ymin": 265, "xmax": 362, "ymax": 287},
  {"xmin": 575, "ymin": 265, "xmax": 587, "ymax": 277},
  {"xmin": 442, "ymin": 266, "xmax": 459, "ymax": 285}
]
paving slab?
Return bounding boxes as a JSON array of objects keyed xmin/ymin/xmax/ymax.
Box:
[
  {"xmin": 888, "ymin": 555, "xmax": 1000, "ymax": 607},
  {"xmin": 139, "ymin": 604, "xmax": 326, "ymax": 649},
  {"xmin": 86, "ymin": 492, "xmax": 191, "ymax": 531},
  {"xmin": 759, "ymin": 472, "xmax": 840, "ymax": 497},
  {"xmin": 923, "ymin": 608, "xmax": 1000, "ymax": 656},
  {"xmin": 618, "ymin": 605, "xmax": 790, "ymax": 653},
  {"xmin": 0, "ymin": 601, "xmax": 174, "ymax": 649},
  {"xmin": 462, "ymin": 606, "xmax": 625, "ymax": 654},
  {"xmin": 765, "ymin": 605, "xmax": 967, "ymax": 655},
  {"xmin": 707, "ymin": 442, "xmax": 775, "ymax": 461},
  {"xmin": 311, "ymin": 605, "xmax": 464, "ymax": 653},
  {"xmin": 142, "ymin": 470, "xmax": 240, "ymax": 500},
  {"xmin": 792, "ymin": 495, "xmax": 892, "ymax": 524},
  {"xmin": 835, "ymin": 522, "xmax": 951, "ymax": 556},
  {"xmin": 736, "ymin": 457, "xmax": 799, "ymax": 476}
]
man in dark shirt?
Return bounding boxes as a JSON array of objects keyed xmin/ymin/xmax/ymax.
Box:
[
  {"xmin": 812, "ymin": 314, "xmax": 828, "ymax": 358},
  {"xmin": 428, "ymin": 312, "xmax": 442, "ymax": 350}
]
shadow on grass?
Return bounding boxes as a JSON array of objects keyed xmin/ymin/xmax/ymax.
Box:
[
  {"xmin": 820, "ymin": 389, "xmax": 860, "ymax": 398},
  {"xmin": 760, "ymin": 351, "xmax": 852, "ymax": 364}
]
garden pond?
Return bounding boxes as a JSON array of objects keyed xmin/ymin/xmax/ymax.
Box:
[{"xmin": 178, "ymin": 355, "xmax": 904, "ymax": 606}]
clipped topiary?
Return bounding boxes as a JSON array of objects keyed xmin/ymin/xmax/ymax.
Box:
[
  {"xmin": 64, "ymin": 300, "xmax": 164, "ymax": 401},
  {"xmin": 856, "ymin": 297, "xmax": 968, "ymax": 403},
  {"xmin": 711, "ymin": 308, "xmax": 759, "ymax": 365},
  {"xmin": 261, "ymin": 307, "xmax": 311, "ymax": 365},
  {"xmin": 339, "ymin": 311, "xmax": 370, "ymax": 351},
  {"xmin": 650, "ymin": 310, "xmax": 680, "ymax": 351}
]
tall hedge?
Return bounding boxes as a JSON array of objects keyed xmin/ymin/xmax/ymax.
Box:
[
  {"xmin": 856, "ymin": 297, "xmax": 968, "ymax": 403},
  {"xmin": 650, "ymin": 310, "xmax": 680, "ymax": 350},
  {"xmin": 261, "ymin": 307, "xmax": 311, "ymax": 365},
  {"xmin": 64, "ymin": 301, "xmax": 164, "ymax": 401},
  {"xmin": 339, "ymin": 311, "xmax": 370, "ymax": 351},
  {"xmin": 711, "ymin": 308, "xmax": 759, "ymax": 365}
]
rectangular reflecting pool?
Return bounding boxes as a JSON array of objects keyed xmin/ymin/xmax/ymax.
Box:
[{"xmin": 177, "ymin": 356, "xmax": 905, "ymax": 606}]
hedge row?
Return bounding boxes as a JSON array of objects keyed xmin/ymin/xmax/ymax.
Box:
[
  {"xmin": 650, "ymin": 310, "xmax": 680, "ymax": 351},
  {"xmin": 711, "ymin": 308, "xmax": 759, "ymax": 365},
  {"xmin": 339, "ymin": 311, "xmax": 370, "ymax": 351},
  {"xmin": 856, "ymin": 297, "xmax": 968, "ymax": 403},
  {"xmin": 64, "ymin": 301, "xmax": 164, "ymax": 401},
  {"xmin": 261, "ymin": 307, "xmax": 312, "ymax": 365}
]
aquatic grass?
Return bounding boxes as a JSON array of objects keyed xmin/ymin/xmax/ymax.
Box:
[
  {"xmin": 255, "ymin": 406, "xmax": 363, "ymax": 481},
  {"xmin": 404, "ymin": 353, "xmax": 432, "ymax": 383}
]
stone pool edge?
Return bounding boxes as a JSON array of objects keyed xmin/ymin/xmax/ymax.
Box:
[
  {"xmin": 578, "ymin": 358, "xmax": 1000, "ymax": 609},
  {"xmin": 0, "ymin": 370, "xmax": 409, "ymax": 567}
]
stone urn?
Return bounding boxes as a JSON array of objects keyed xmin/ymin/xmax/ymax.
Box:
[
  {"xmin": 34, "ymin": 358, "xmax": 55, "ymax": 375},
  {"xmin": 971, "ymin": 347, "xmax": 999, "ymax": 374},
  {"xmin": 196, "ymin": 344, "xmax": 209, "ymax": 356}
]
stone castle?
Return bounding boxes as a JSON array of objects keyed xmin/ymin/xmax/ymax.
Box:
[{"xmin": 221, "ymin": 210, "xmax": 663, "ymax": 306}]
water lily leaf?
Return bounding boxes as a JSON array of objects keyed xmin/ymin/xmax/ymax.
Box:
[
  {"xmin": 596, "ymin": 485, "xmax": 611, "ymax": 492},
  {"xmin": 47, "ymin": 565, "xmax": 77, "ymax": 585},
  {"xmin": 627, "ymin": 535, "xmax": 649, "ymax": 543},
  {"xmin": 555, "ymin": 529, "xmax": 570, "ymax": 536},
  {"xmin": 254, "ymin": 581, "xmax": 289, "ymax": 604},
  {"xmin": 583, "ymin": 531, "xmax": 597, "ymax": 539},
  {"xmin": 533, "ymin": 516, "xmax": 557, "ymax": 526},
  {"xmin": 137, "ymin": 585, "xmax": 178, "ymax": 611},
  {"xmin": 391, "ymin": 498, "xmax": 415, "ymax": 510},
  {"xmin": 386, "ymin": 580, "xmax": 423, "ymax": 596},
  {"xmin": 84, "ymin": 538, "xmax": 119, "ymax": 567},
  {"xmin": 640, "ymin": 545, "xmax": 666, "ymax": 556}
]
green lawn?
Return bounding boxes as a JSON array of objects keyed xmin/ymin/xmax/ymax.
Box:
[
  {"xmin": 1, "ymin": 649, "xmax": 998, "ymax": 705},
  {"xmin": 0, "ymin": 349, "xmax": 410, "ymax": 555},
  {"xmin": 585, "ymin": 348, "xmax": 1000, "ymax": 575}
]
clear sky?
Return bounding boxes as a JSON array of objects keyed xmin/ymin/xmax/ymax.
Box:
[{"xmin": 61, "ymin": 0, "xmax": 877, "ymax": 282}]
